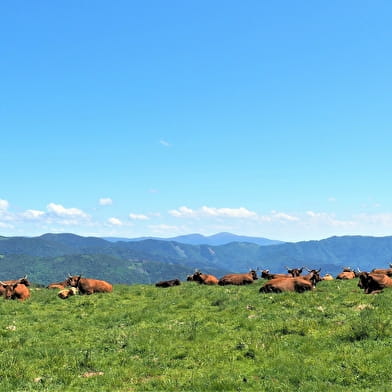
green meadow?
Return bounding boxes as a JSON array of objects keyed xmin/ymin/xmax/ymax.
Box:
[{"xmin": 1, "ymin": 279, "xmax": 392, "ymax": 391}]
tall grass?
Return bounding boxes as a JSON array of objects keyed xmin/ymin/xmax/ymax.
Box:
[{"xmin": 0, "ymin": 280, "xmax": 391, "ymax": 391}]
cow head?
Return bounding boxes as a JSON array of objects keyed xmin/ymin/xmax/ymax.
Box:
[
  {"xmin": 66, "ymin": 275, "xmax": 82, "ymax": 287},
  {"xmin": 18, "ymin": 275, "xmax": 30, "ymax": 287},
  {"xmin": 0, "ymin": 283, "xmax": 18, "ymax": 299},
  {"xmin": 286, "ymin": 266, "xmax": 303, "ymax": 277},
  {"xmin": 249, "ymin": 270, "xmax": 258, "ymax": 280}
]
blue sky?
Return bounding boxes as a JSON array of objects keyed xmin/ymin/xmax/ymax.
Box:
[{"xmin": 1, "ymin": 1, "xmax": 392, "ymax": 242}]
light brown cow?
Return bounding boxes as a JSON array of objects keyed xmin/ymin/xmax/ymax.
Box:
[
  {"xmin": 47, "ymin": 280, "xmax": 68, "ymax": 289},
  {"xmin": 187, "ymin": 271, "xmax": 219, "ymax": 285},
  {"xmin": 259, "ymin": 277, "xmax": 313, "ymax": 293},
  {"xmin": 0, "ymin": 276, "xmax": 30, "ymax": 297},
  {"xmin": 336, "ymin": 268, "xmax": 358, "ymax": 280},
  {"xmin": 218, "ymin": 270, "xmax": 258, "ymax": 285},
  {"xmin": 66, "ymin": 275, "xmax": 113, "ymax": 295},
  {"xmin": 0, "ymin": 282, "xmax": 30, "ymax": 301},
  {"xmin": 322, "ymin": 274, "xmax": 334, "ymax": 281},
  {"xmin": 58, "ymin": 287, "xmax": 78, "ymax": 299},
  {"xmin": 371, "ymin": 264, "xmax": 392, "ymax": 277}
]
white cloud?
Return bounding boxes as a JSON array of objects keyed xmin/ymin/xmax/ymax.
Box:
[
  {"xmin": 22, "ymin": 209, "xmax": 45, "ymax": 220},
  {"xmin": 108, "ymin": 217, "xmax": 123, "ymax": 226},
  {"xmin": 159, "ymin": 139, "xmax": 171, "ymax": 147},
  {"xmin": 0, "ymin": 199, "xmax": 9, "ymax": 211},
  {"xmin": 129, "ymin": 213, "xmax": 149, "ymax": 220},
  {"xmin": 47, "ymin": 203, "xmax": 88, "ymax": 218},
  {"xmin": 99, "ymin": 198, "xmax": 113, "ymax": 206},
  {"xmin": 169, "ymin": 206, "xmax": 258, "ymax": 219},
  {"xmin": 270, "ymin": 211, "xmax": 299, "ymax": 222}
]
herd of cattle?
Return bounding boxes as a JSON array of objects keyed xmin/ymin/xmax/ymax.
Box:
[
  {"xmin": 156, "ymin": 264, "xmax": 392, "ymax": 295},
  {"xmin": 1, "ymin": 264, "xmax": 392, "ymax": 301}
]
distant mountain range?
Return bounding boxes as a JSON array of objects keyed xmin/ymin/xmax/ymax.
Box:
[
  {"xmin": 1, "ymin": 233, "xmax": 392, "ymax": 285},
  {"xmin": 103, "ymin": 232, "xmax": 283, "ymax": 246}
]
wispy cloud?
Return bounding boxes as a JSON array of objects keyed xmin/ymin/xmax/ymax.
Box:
[
  {"xmin": 0, "ymin": 199, "xmax": 9, "ymax": 211},
  {"xmin": 169, "ymin": 206, "xmax": 258, "ymax": 219},
  {"xmin": 99, "ymin": 198, "xmax": 113, "ymax": 206},
  {"xmin": 159, "ymin": 139, "xmax": 171, "ymax": 147},
  {"xmin": 129, "ymin": 213, "xmax": 149, "ymax": 220},
  {"xmin": 108, "ymin": 217, "xmax": 123, "ymax": 226}
]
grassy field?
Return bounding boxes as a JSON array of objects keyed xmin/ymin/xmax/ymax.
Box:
[{"xmin": 1, "ymin": 279, "xmax": 392, "ymax": 391}]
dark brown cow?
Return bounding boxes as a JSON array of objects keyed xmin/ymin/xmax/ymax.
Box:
[
  {"xmin": 187, "ymin": 271, "xmax": 219, "ymax": 285},
  {"xmin": 261, "ymin": 267, "xmax": 303, "ymax": 280},
  {"xmin": 302, "ymin": 268, "xmax": 322, "ymax": 287},
  {"xmin": 218, "ymin": 270, "xmax": 258, "ymax": 286},
  {"xmin": 0, "ymin": 276, "xmax": 30, "ymax": 297},
  {"xmin": 155, "ymin": 279, "xmax": 181, "ymax": 288},
  {"xmin": 259, "ymin": 277, "xmax": 313, "ymax": 293},
  {"xmin": 261, "ymin": 270, "xmax": 292, "ymax": 280},
  {"xmin": 66, "ymin": 275, "xmax": 113, "ymax": 295},
  {"xmin": 358, "ymin": 272, "xmax": 392, "ymax": 294},
  {"xmin": 47, "ymin": 280, "xmax": 68, "ymax": 289},
  {"xmin": 0, "ymin": 282, "xmax": 30, "ymax": 301}
]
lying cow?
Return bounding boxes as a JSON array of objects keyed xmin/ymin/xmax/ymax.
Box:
[
  {"xmin": 0, "ymin": 282, "xmax": 30, "ymax": 301},
  {"xmin": 371, "ymin": 264, "xmax": 392, "ymax": 277},
  {"xmin": 218, "ymin": 270, "xmax": 258, "ymax": 285},
  {"xmin": 47, "ymin": 280, "xmax": 68, "ymax": 289},
  {"xmin": 58, "ymin": 287, "xmax": 78, "ymax": 299},
  {"xmin": 187, "ymin": 271, "xmax": 219, "ymax": 285},
  {"xmin": 336, "ymin": 267, "xmax": 359, "ymax": 280},
  {"xmin": 0, "ymin": 276, "xmax": 30, "ymax": 297},
  {"xmin": 66, "ymin": 275, "xmax": 113, "ymax": 295},
  {"xmin": 259, "ymin": 277, "xmax": 313, "ymax": 293},
  {"xmin": 358, "ymin": 272, "xmax": 392, "ymax": 294},
  {"xmin": 155, "ymin": 279, "xmax": 181, "ymax": 288}
]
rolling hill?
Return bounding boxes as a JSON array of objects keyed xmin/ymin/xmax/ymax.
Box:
[{"xmin": 0, "ymin": 233, "xmax": 392, "ymax": 284}]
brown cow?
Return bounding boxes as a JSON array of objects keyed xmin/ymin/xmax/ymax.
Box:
[
  {"xmin": 47, "ymin": 280, "xmax": 68, "ymax": 289},
  {"xmin": 0, "ymin": 276, "xmax": 30, "ymax": 297},
  {"xmin": 218, "ymin": 270, "xmax": 258, "ymax": 285},
  {"xmin": 322, "ymin": 274, "xmax": 334, "ymax": 281},
  {"xmin": 358, "ymin": 272, "xmax": 392, "ymax": 294},
  {"xmin": 261, "ymin": 270, "xmax": 292, "ymax": 280},
  {"xmin": 0, "ymin": 282, "xmax": 30, "ymax": 301},
  {"xmin": 336, "ymin": 267, "xmax": 358, "ymax": 280},
  {"xmin": 66, "ymin": 275, "xmax": 113, "ymax": 295},
  {"xmin": 261, "ymin": 267, "xmax": 303, "ymax": 280},
  {"xmin": 187, "ymin": 271, "xmax": 219, "ymax": 285},
  {"xmin": 259, "ymin": 277, "xmax": 313, "ymax": 293},
  {"xmin": 302, "ymin": 268, "xmax": 322, "ymax": 287},
  {"xmin": 371, "ymin": 264, "xmax": 392, "ymax": 277},
  {"xmin": 155, "ymin": 279, "xmax": 181, "ymax": 288}
]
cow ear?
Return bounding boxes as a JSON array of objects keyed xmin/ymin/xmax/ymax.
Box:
[{"xmin": 12, "ymin": 283, "xmax": 18, "ymax": 289}]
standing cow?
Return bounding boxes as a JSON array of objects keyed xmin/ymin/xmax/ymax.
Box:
[{"xmin": 66, "ymin": 275, "xmax": 113, "ymax": 295}]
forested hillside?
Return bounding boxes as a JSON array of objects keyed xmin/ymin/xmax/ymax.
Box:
[{"xmin": 1, "ymin": 233, "xmax": 392, "ymax": 284}]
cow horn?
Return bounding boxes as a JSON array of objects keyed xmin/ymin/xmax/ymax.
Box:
[
  {"xmin": 23, "ymin": 275, "xmax": 28, "ymax": 279},
  {"xmin": 304, "ymin": 266, "xmax": 311, "ymax": 272},
  {"xmin": 0, "ymin": 281, "xmax": 6, "ymax": 286}
]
